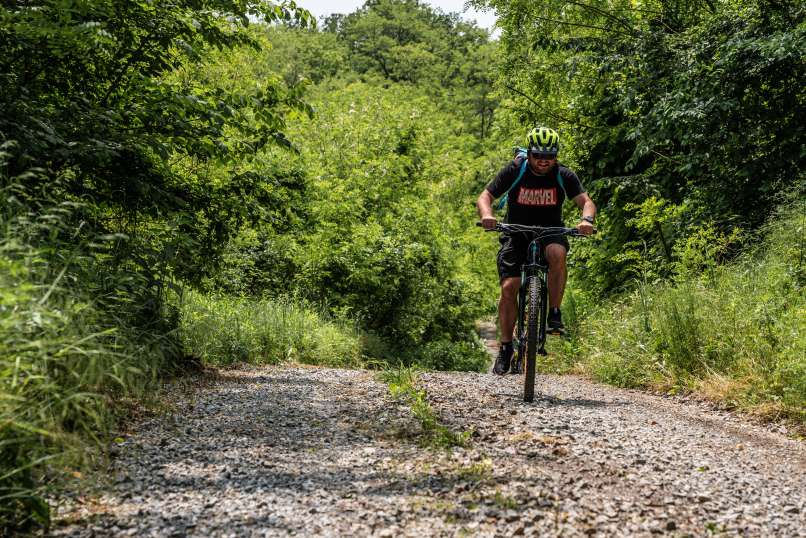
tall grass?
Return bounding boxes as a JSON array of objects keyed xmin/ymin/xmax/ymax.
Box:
[
  {"xmin": 178, "ymin": 291, "xmax": 365, "ymax": 368},
  {"xmin": 552, "ymin": 206, "xmax": 806, "ymax": 422},
  {"xmin": 0, "ymin": 210, "xmax": 172, "ymax": 532}
]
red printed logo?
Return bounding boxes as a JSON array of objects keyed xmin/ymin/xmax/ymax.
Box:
[{"xmin": 516, "ymin": 188, "xmax": 557, "ymax": 206}]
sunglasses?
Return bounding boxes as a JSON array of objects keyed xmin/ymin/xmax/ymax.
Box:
[{"xmin": 529, "ymin": 150, "xmax": 557, "ymax": 160}]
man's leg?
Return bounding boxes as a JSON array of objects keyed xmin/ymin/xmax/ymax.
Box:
[
  {"xmin": 545, "ymin": 243, "xmax": 568, "ymax": 308},
  {"xmin": 498, "ymin": 277, "xmax": 521, "ymax": 343},
  {"xmin": 545, "ymin": 243, "xmax": 568, "ymax": 333},
  {"xmin": 494, "ymin": 277, "xmax": 520, "ymax": 374}
]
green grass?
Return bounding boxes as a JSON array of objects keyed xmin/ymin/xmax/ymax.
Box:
[
  {"xmin": 0, "ymin": 241, "xmax": 171, "ymax": 532},
  {"xmin": 551, "ymin": 206, "xmax": 806, "ymax": 423},
  {"xmin": 0, "ymin": 180, "xmax": 183, "ymax": 533},
  {"xmin": 454, "ymin": 458, "xmax": 493, "ymax": 482},
  {"xmin": 492, "ymin": 490, "xmax": 518, "ymax": 510},
  {"xmin": 380, "ymin": 365, "xmax": 471, "ymax": 448},
  {"xmin": 178, "ymin": 290, "xmax": 365, "ymax": 368}
]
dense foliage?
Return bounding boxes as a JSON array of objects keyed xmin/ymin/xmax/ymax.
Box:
[
  {"xmin": 1, "ymin": 1, "xmax": 500, "ymax": 530},
  {"xmin": 328, "ymin": 0, "xmax": 498, "ymax": 138},
  {"xmin": 1, "ymin": 0, "xmax": 313, "ymax": 531},
  {"xmin": 549, "ymin": 205, "xmax": 805, "ymax": 420},
  {"xmin": 195, "ymin": 10, "xmax": 498, "ymax": 369},
  {"xmin": 472, "ymin": 0, "xmax": 805, "ymax": 292},
  {"xmin": 474, "ymin": 0, "xmax": 805, "ymax": 418},
  {"xmin": 2, "ymin": 0, "xmax": 803, "ymax": 532}
]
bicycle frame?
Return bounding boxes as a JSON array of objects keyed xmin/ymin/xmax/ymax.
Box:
[{"xmin": 478, "ymin": 221, "xmax": 592, "ymax": 401}]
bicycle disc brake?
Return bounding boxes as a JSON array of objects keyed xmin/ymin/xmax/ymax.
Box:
[{"xmin": 511, "ymin": 338, "xmax": 525, "ymax": 374}]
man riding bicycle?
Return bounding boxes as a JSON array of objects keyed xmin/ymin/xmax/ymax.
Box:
[{"xmin": 477, "ymin": 127, "xmax": 597, "ymax": 375}]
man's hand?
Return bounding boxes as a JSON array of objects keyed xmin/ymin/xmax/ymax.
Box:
[
  {"xmin": 577, "ymin": 220, "xmax": 595, "ymax": 236},
  {"xmin": 481, "ymin": 216, "xmax": 497, "ymax": 230}
]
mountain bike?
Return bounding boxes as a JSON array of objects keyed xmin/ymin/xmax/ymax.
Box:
[{"xmin": 479, "ymin": 223, "xmax": 588, "ymax": 402}]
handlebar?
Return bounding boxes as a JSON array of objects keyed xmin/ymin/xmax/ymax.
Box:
[{"xmin": 475, "ymin": 221, "xmax": 594, "ymax": 237}]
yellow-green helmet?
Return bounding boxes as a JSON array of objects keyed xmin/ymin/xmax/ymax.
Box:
[{"xmin": 526, "ymin": 126, "xmax": 560, "ymax": 155}]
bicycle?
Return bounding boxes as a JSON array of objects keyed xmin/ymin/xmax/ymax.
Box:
[{"xmin": 478, "ymin": 222, "xmax": 589, "ymax": 402}]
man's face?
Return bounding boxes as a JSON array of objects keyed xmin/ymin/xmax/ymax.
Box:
[{"xmin": 528, "ymin": 151, "xmax": 556, "ymax": 174}]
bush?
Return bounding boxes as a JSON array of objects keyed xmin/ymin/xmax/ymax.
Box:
[
  {"xmin": 551, "ymin": 205, "xmax": 806, "ymax": 422},
  {"xmin": 178, "ymin": 291, "xmax": 364, "ymax": 368},
  {"xmin": 415, "ymin": 338, "xmax": 489, "ymax": 373},
  {"xmin": 0, "ymin": 204, "xmax": 173, "ymax": 533}
]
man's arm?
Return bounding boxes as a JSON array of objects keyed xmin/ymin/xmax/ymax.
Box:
[
  {"xmin": 477, "ymin": 190, "xmax": 497, "ymax": 230},
  {"xmin": 478, "ymin": 162, "xmax": 518, "ymax": 230},
  {"xmin": 572, "ymin": 192, "xmax": 596, "ymax": 235}
]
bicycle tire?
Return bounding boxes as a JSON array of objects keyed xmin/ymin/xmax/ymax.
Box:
[
  {"xmin": 524, "ymin": 275, "xmax": 540, "ymax": 402},
  {"xmin": 538, "ymin": 275, "xmax": 548, "ymax": 354},
  {"xmin": 514, "ymin": 279, "xmax": 527, "ymax": 374}
]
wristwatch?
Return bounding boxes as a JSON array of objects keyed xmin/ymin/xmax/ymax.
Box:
[{"xmin": 581, "ymin": 216, "xmax": 595, "ymax": 224}]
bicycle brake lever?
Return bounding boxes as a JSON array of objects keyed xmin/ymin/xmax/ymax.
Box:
[{"xmin": 476, "ymin": 221, "xmax": 502, "ymax": 231}]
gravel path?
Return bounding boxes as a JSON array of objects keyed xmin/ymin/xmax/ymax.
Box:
[{"xmin": 54, "ymin": 364, "xmax": 805, "ymax": 537}]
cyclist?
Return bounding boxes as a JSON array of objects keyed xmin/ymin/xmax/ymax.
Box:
[{"xmin": 477, "ymin": 126, "xmax": 596, "ymax": 375}]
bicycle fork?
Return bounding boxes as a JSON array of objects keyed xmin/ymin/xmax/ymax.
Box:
[
  {"xmin": 515, "ymin": 271, "xmax": 528, "ymax": 369},
  {"xmin": 520, "ymin": 242, "xmax": 549, "ymax": 358},
  {"xmin": 535, "ymin": 275, "xmax": 548, "ymax": 356}
]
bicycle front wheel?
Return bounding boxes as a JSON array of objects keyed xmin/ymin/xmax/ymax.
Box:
[{"xmin": 523, "ymin": 275, "xmax": 541, "ymax": 402}]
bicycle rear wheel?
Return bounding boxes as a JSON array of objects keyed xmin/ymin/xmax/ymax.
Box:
[{"xmin": 523, "ymin": 275, "xmax": 541, "ymax": 402}]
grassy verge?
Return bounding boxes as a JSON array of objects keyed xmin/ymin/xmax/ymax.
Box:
[
  {"xmin": 380, "ymin": 365, "xmax": 470, "ymax": 448},
  {"xmin": 0, "ymin": 242, "xmax": 172, "ymax": 533},
  {"xmin": 178, "ymin": 290, "xmax": 365, "ymax": 368},
  {"xmin": 550, "ymin": 207, "xmax": 805, "ymax": 424}
]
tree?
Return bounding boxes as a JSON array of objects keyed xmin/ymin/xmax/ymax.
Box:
[
  {"xmin": 0, "ymin": 0, "xmax": 314, "ymax": 312},
  {"xmin": 472, "ymin": 0, "xmax": 805, "ymax": 293},
  {"xmin": 335, "ymin": 0, "xmax": 499, "ymax": 138}
]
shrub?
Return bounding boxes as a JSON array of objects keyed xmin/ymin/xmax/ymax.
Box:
[
  {"xmin": 0, "ymin": 205, "xmax": 173, "ymax": 533},
  {"xmin": 178, "ymin": 291, "xmax": 364, "ymax": 368},
  {"xmin": 551, "ymin": 205, "xmax": 806, "ymax": 422}
]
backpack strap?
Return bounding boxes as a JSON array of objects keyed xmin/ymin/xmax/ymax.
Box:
[
  {"xmin": 495, "ymin": 158, "xmax": 567, "ymax": 211},
  {"xmin": 494, "ymin": 154, "xmax": 528, "ymax": 211},
  {"xmin": 556, "ymin": 168, "xmax": 566, "ymax": 196}
]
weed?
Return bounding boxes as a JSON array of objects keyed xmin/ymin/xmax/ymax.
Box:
[
  {"xmin": 492, "ymin": 490, "xmax": 519, "ymax": 510},
  {"xmin": 455, "ymin": 458, "xmax": 493, "ymax": 482},
  {"xmin": 508, "ymin": 431, "xmax": 535, "ymax": 443},
  {"xmin": 547, "ymin": 205, "xmax": 806, "ymax": 423},
  {"xmin": 380, "ymin": 365, "xmax": 470, "ymax": 449},
  {"xmin": 0, "ymin": 194, "xmax": 176, "ymax": 532}
]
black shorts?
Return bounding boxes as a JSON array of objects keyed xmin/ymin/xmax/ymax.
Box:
[{"xmin": 496, "ymin": 234, "xmax": 569, "ymax": 282}]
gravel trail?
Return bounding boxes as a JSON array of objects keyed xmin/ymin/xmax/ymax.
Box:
[{"xmin": 54, "ymin": 364, "xmax": 805, "ymax": 537}]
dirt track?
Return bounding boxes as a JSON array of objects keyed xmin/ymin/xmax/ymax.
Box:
[{"xmin": 53, "ymin": 362, "xmax": 805, "ymax": 537}]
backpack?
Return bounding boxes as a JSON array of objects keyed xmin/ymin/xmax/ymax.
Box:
[{"xmin": 494, "ymin": 147, "xmax": 566, "ymax": 211}]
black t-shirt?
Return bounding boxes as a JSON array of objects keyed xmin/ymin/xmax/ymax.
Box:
[{"xmin": 486, "ymin": 160, "xmax": 585, "ymax": 227}]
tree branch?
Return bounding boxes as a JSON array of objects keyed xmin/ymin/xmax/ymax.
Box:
[
  {"xmin": 504, "ymin": 84, "xmax": 591, "ymax": 128},
  {"xmin": 564, "ymin": 1, "xmax": 640, "ymax": 36},
  {"xmin": 527, "ymin": 13, "xmax": 635, "ymax": 36},
  {"xmin": 101, "ymin": 27, "xmax": 161, "ymax": 107}
]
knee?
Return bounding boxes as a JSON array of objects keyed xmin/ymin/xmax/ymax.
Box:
[
  {"xmin": 500, "ymin": 278, "xmax": 520, "ymax": 300},
  {"xmin": 546, "ymin": 245, "xmax": 567, "ymax": 268}
]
